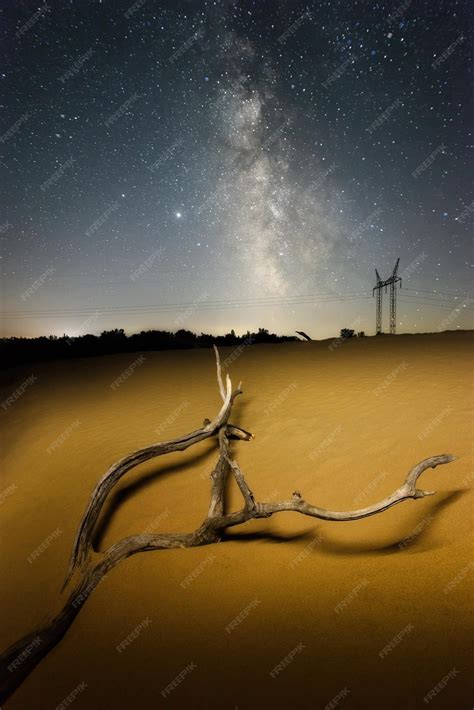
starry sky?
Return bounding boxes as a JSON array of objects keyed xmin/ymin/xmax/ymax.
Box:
[{"xmin": 1, "ymin": 0, "xmax": 473, "ymax": 339}]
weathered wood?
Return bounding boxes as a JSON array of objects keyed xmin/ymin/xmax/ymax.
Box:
[
  {"xmin": 0, "ymin": 347, "xmax": 456, "ymax": 703},
  {"xmin": 64, "ymin": 363, "xmax": 236, "ymax": 585}
]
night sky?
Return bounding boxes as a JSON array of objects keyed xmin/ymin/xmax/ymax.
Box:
[{"xmin": 1, "ymin": 0, "xmax": 472, "ymax": 339}]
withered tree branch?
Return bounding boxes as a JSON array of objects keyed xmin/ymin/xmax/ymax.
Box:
[{"xmin": 0, "ymin": 347, "xmax": 456, "ymax": 703}]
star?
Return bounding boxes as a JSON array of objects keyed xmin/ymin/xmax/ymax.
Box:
[{"xmin": 1, "ymin": 0, "xmax": 470, "ymax": 340}]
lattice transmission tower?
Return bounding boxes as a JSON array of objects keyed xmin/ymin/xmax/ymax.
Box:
[{"xmin": 372, "ymin": 259, "xmax": 402, "ymax": 334}]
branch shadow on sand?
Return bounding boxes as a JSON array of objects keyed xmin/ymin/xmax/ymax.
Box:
[
  {"xmin": 219, "ymin": 491, "xmax": 464, "ymax": 553},
  {"xmin": 93, "ymin": 398, "xmax": 254, "ymax": 550},
  {"xmin": 93, "ymin": 425, "xmax": 464, "ymax": 557},
  {"xmin": 92, "ymin": 441, "xmax": 217, "ymax": 550},
  {"xmin": 310, "ymin": 490, "xmax": 464, "ymax": 556}
]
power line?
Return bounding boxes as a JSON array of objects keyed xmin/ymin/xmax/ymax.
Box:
[
  {"xmin": 1, "ymin": 295, "xmax": 374, "ymax": 319},
  {"xmin": 3, "ymin": 296, "xmax": 371, "ymax": 313},
  {"xmin": 9, "ymin": 289, "xmax": 471, "ymax": 317},
  {"xmin": 403, "ymin": 288, "xmax": 472, "ymax": 299},
  {"xmin": 2, "ymin": 287, "xmax": 473, "ymax": 321},
  {"xmin": 399, "ymin": 296, "xmax": 471, "ymax": 306},
  {"xmin": 398, "ymin": 298, "xmax": 474, "ymax": 310},
  {"xmin": 2, "ymin": 291, "xmax": 370, "ymax": 314}
]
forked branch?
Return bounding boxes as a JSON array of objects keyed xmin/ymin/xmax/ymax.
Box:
[{"xmin": 0, "ymin": 347, "xmax": 456, "ymax": 703}]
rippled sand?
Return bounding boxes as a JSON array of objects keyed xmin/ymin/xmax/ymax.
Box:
[{"xmin": 1, "ymin": 332, "xmax": 473, "ymax": 709}]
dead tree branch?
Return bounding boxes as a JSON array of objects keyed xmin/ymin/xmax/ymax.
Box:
[{"xmin": 0, "ymin": 347, "xmax": 456, "ymax": 703}]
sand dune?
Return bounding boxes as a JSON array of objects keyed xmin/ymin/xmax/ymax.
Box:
[{"xmin": 1, "ymin": 332, "xmax": 473, "ymax": 709}]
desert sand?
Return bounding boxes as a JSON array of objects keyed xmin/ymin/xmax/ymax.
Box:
[{"xmin": 1, "ymin": 331, "xmax": 473, "ymax": 709}]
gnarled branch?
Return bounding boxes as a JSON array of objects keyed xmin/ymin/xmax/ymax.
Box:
[
  {"xmin": 0, "ymin": 347, "xmax": 457, "ymax": 704},
  {"xmin": 64, "ymin": 366, "xmax": 236, "ymax": 584}
]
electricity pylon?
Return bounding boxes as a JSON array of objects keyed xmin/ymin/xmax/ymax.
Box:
[
  {"xmin": 389, "ymin": 258, "xmax": 402, "ymax": 334},
  {"xmin": 373, "ymin": 259, "xmax": 402, "ymax": 334},
  {"xmin": 374, "ymin": 268, "xmax": 384, "ymax": 334}
]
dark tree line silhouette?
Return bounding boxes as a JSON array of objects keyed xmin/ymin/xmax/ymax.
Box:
[{"xmin": 1, "ymin": 328, "xmax": 297, "ymax": 368}]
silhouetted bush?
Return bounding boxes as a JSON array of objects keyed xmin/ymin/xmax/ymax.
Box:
[{"xmin": 1, "ymin": 328, "xmax": 297, "ymax": 369}]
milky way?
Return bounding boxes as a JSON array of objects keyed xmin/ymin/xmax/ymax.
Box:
[{"xmin": 1, "ymin": 0, "xmax": 472, "ymax": 338}]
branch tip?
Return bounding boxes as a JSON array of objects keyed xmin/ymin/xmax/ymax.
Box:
[
  {"xmin": 213, "ymin": 345, "xmax": 226, "ymax": 401},
  {"xmin": 415, "ymin": 489, "xmax": 435, "ymax": 498}
]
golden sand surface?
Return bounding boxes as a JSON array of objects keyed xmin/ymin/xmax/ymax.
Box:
[{"xmin": 1, "ymin": 332, "xmax": 473, "ymax": 709}]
